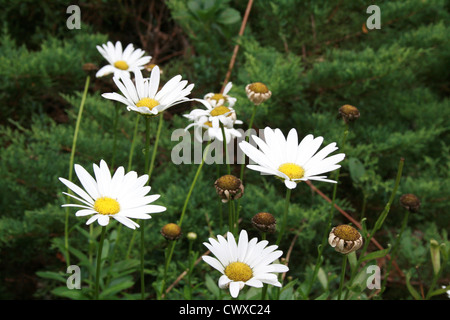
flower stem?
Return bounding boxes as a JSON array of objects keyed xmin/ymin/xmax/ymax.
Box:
[
  {"xmin": 344, "ymin": 157, "xmax": 404, "ymax": 299},
  {"xmin": 276, "ymin": 187, "xmax": 292, "ymax": 246},
  {"xmin": 178, "ymin": 142, "xmax": 211, "ymax": 227},
  {"xmin": 147, "ymin": 113, "xmax": 164, "ymax": 181},
  {"xmin": 220, "ymin": 123, "xmax": 231, "ymax": 174},
  {"xmin": 95, "ymin": 225, "xmax": 107, "ymax": 300},
  {"xmin": 239, "ymin": 104, "xmax": 257, "ymax": 183},
  {"xmin": 64, "ymin": 75, "xmax": 90, "ymax": 268},
  {"xmin": 379, "ymin": 209, "xmax": 410, "ymax": 296},
  {"xmin": 337, "ymin": 254, "xmax": 348, "ymax": 300},
  {"xmin": 160, "ymin": 240, "xmax": 176, "ymax": 299},
  {"xmin": 110, "ymin": 104, "xmax": 120, "ymax": 169},
  {"xmin": 305, "ymin": 123, "xmax": 349, "ymax": 298}
]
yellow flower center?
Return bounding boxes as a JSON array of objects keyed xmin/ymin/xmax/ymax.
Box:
[
  {"xmin": 210, "ymin": 106, "xmax": 232, "ymax": 117},
  {"xmin": 278, "ymin": 163, "xmax": 305, "ymax": 180},
  {"xmin": 94, "ymin": 197, "xmax": 120, "ymax": 215},
  {"xmin": 249, "ymin": 82, "xmax": 269, "ymax": 93},
  {"xmin": 210, "ymin": 93, "xmax": 225, "ymax": 102},
  {"xmin": 114, "ymin": 60, "xmax": 129, "ymax": 70},
  {"xmin": 224, "ymin": 262, "xmax": 253, "ymax": 282},
  {"xmin": 136, "ymin": 98, "xmax": 160, "ymax": 110},
  {"xmin": 204, "ymin": 121, "xmax": 213, "ymax": 127}
]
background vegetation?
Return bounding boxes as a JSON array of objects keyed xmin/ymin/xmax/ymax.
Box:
[{"xmin": 0, "ymin": 0, "xmax": 448, "ymax": 300}]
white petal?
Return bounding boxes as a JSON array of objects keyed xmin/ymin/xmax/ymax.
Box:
[{"xmin": 202, "ymin": 255, "xmax": 225, "ymax": 273}]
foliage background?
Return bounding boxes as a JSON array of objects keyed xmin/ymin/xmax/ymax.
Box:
[{"xmin": 0, "ymin": 0, "xmax": 448, "ymax": 299}]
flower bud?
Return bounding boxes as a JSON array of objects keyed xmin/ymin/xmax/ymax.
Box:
[
  {"xmin": 161, "ymin": 223, "xmax": 182, "ymax": 241},
  {"xmin": 251, "ymin": 212, "xmax": 276, "ymax": 233},
  {"xmin": 245, "ymin": 82, "xmax": 272, "ymax": 105}
]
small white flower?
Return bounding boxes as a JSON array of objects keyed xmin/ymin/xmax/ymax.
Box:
[
  {"xmin": 204, "ymin": 82, "xmax": 237, "ymax": 108},
  {"xmin": 202, "ymin": 229, "xmax": 289, "ymax": 298},
  {"xmin": 239, "ymin": 127, "xmax": 345, "ymax": 189},
  {"xmin": 95, "ymin": 41, "xmax": 151, "ymax": 78},
  {"xmin": 184, "ymin": 114, "xmax": 242, "ymax": 143},
  {"xmin": 102, "ymin": 67, "xmax": 194, "ymax": 116},
  {"xmin": 59, "ymin": 160, "xmax": 166, "ymax": 229}
]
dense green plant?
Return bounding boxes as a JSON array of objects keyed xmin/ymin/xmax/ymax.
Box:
[{"xmin": 0, "ymin": 0, "xmax": 448, "ymax": 300}]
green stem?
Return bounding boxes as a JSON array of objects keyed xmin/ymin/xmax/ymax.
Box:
[
  {"xmin": 380, "ymin": 209, "xmax": 410, "ymax": 295},
  {"xmin": 344, "ymin": 157, "xmax": 404, "ymax": 299},
  {"xmin": 235, "ymin": 105, "xmax": 258, "ymax": 225},
  {"xmin": 306, "ymin": 123, "xmax": 349, "ymax": 298},
  {"xmin": 276, "ymin": 187, "xmax": 292, "ymax": 246},
  {"xmin": 147, "ymin": 113, "xmax": 164, "ymax": 181},
  {"xmin": 108, "ymin": 116, "xmax": 140, "ymax": 284},
  {"xmin": 128, "ymin": 115, "xmax": 141, "ymax": 172},
  {"xmin": 178, "ymin": 142, "xmax": 211, "ymax": 227},
  {"xmin": 239, "ymin": 104, "xmax": 257, "ymax": 183},
  {"xmin": 337, "ymin": 254, "xmax": 348, "ymax": 300},
  {"xmin": 65, "ymin": 75, "xmax": 90, "ymax": 267},
  {"xmin": 220, "ymin": 123, "xmax": 231, "ymax": 174},
  {"xmin": 95, "ymin": 226, "xmax": 107, "ymax": 300},
  {"xmin": 160, "ymin": 240, "xmax": 176, "ymax": 299},
  {"xmin": 110, "ymin": 105, "xmax": 120, "ymax": 169}
]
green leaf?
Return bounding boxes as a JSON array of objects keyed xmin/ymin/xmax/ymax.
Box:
[
  {"xmin": 406, "ymin": 271, "xmax": 422, "ymax": 300},
  {"xmin": 216, "ymin": 8, "xmax": 240, "ymax": 25},
  {"xmin": 348, "ymin": 157, "xmax": 366, "ymax": 183},
  {"xmin": 205, "ymin": 274, "xmax": 220, "ymax": 298},
  {"xmin": 430, "ymin": 239, "xmax": 441, "ymax": 275},
  {"xmin": 36, "ymin": 271, "xmax": 67, "ymax": 283},
  {"xmin": 51, "ymin": 286, "xmax": 87, "ymax": 300},
  {"xmin": 360, "ymin": 245, "xmax": 391, "ymax": 263},
  {"xmin": 99, "ymin": 278, "xmax": 134, "ymax": 299},
  {"xmin": 317, "ymin": 267, "xmax": 328, "ymax": 290}
]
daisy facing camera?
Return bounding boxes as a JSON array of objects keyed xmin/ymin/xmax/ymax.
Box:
[
  {"xmin": 202, "ymin": 229, "xmax": 289, "ymax": 298},
  {"xmin": 214, "ymin": 174, "xmax": 245, "ymax": 203},
  {"xmin": 328, "ymin": 224, "xmax": 363, "ymax": 254}
]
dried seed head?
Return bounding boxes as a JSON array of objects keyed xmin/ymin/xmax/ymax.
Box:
[
  {"xmin": 399, "ymin": 194, "xmax": 421, "ymax": 213},
  {"xmin": 82, "ymin": 63, "xmax": 98, "ymax": 76},
  {"xmin": 245, "ymin": 82, "xmax": 272, "ymax": 105},
  {"xmin": 329, "ymin": 225, "xmax": 363, "ymax": 254},
  {"xmin": 214, "ymin": 175, "xmax": 244, "ymax": 203},
  {"xmin": 339, "ymin": 104, "xmax": 360, "ymax": 123},
  {"xmin": 251, "ymin": 212, "xmax": 276, "ymax": 233},
  {"xmin": 161, "ymin": 223, "xmax": 182, "ymax": 241}
]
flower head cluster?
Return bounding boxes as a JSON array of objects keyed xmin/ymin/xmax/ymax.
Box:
[{"xmin": 184, "ymin": 83, "xmax": 242, "ymax": 143}]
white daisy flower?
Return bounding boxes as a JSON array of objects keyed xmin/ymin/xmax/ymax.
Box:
[
  {"xmin": 59, "ymin": 160, "xmax": 166, "ymax": 229},
  {"xmin": 184, "ymin": 98, "xmax": 243, "ymax": 130},
  {"xmin": 96, "ymin": 41, "xmax": 151, "ymax": 78},
  {"xmin": 102, "ymin": 67, "xmax": 194, "ymax": 116},
  {"xmin": 204, "ymin": 82, "xmax": 237, "ymax": 108},
  {"xmin": 202, "ymin": 229, "xmax": 289, "ymax": 298},
  {"xmin": 239, "ymin": 127, "xmax": 345, "ymax": 189},
  {"xmin": 184, "ymin": 114, "xmax": 242, "ymax": 143}
]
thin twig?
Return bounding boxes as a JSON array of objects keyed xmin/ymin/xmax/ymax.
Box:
[{"xmin": 221, "ymin": 0, "xmax": 254, "ymax": 93}]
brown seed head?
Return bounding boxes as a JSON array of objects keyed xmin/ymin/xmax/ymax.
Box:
[
  {"xmin": 339, "ymin": 104, "xmax": 360, "ymax": 123},
  {"xmin": 214, "ymin": 175, "xmax": 244, "ymax": 203},
  {"xmin": 251, "ymin": 212, "xmax": 276, "ymax": 233},
  {"xmin": 245, "ymin": 82, "xmax": 272, "ymax": 105},
  {"xmin": 329, "ymin": 224, "xmax": 363, "ymax": 254},
  {"xmin": 161, "ymin": 223, "xmax": 182, "ymax": 241},
  {"xmin": 399, "ymin": 193, "xmax": 421, "ymax": 213}
]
